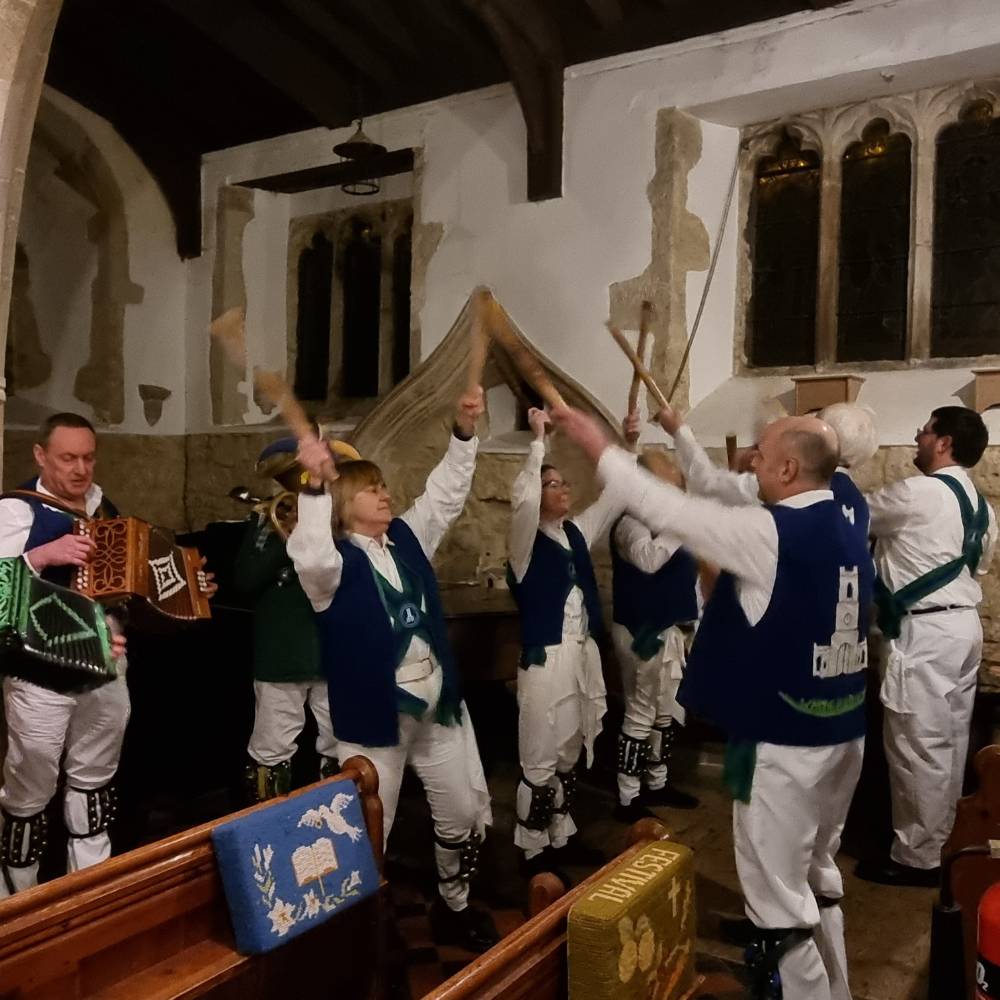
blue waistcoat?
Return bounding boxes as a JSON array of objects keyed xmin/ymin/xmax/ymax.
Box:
[
  {"xmin": 507, "ymin": 521, "xmax": 604, "ymax": 661},
  {"xmin": 610, "ymin": 516, "xmax": 698, "ymax": 647},
  {"xmin": 19, "ymin": 477, "xmax": 118, "ymax": 588},
  {"xmin": 831, "ymin": 470, "xmax": 871, "ymax": 543},
  {"xmin": 314, "ymin": 518, "xmax": 462, "ymax": 748},
  {"xmin": 681, "ymin": 500, "xmax": 874, "ymax": 746}
]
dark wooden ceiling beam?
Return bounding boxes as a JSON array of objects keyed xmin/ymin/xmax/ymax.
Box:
[
  {"xmin": 157, "ymin": 0, "xmax": 354, "ymax": 127},
  {"xmin": 277, "ymin": 0, "xmax": 399, "ymax": 92},
  {"xmin": 337, "ymin": 0, "xmax": 422, "ymax": 59},
  {"xmin": 463, "ymin": 0, "xmax": 564, "ymax": 201},
  {"xmin": 238, "ymin": 148, "xmax": 415, "ymax": 194},
  {"xmin": 581, "ymin": 0, "xmax": 625, "ymax": 30}
]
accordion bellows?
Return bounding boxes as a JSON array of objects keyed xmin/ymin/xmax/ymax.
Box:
[
  {"xmin": 0, "ymin": 557, "xmax": 114, "ymax": 692},
  {"xmin": 568, "ymin": 841, "xmax": 697, "ymax": 1000}
]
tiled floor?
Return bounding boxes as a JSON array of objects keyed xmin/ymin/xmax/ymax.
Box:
[{"xmin": 383, "ymin": 754, "xmax": 932, "ymax": 999}]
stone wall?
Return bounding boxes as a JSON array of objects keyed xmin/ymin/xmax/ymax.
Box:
[{"xmin": 6, "ymin": 423, "xmax": 1000, "ymax": 687}]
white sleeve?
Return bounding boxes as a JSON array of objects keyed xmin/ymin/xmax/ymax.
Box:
[
  {"xmin": 573, "ymin": 482, "xmax": 629, "ymax": 550},
  {"xmin": 0, "ymin": 499, "xmax": 35, "ymax": 558},
  {"xmin": 597, "ymin": 446, "xmax": 778, "ymax": 591},
  {"xmin": 866, "ymin": 478, "xmax": 914, "ymax": 538},
  {"xmin": 399, "ymin": 434, "xmax": 478, "ymax": 560},
  {"xmin": 286, "ymin": 494, "xmax": 342, "ymax": 613},
  {"xmin": 613, "ymin": 514, "xmax": 682, "ymax": 574},
  {"xmin": 673, "ymin": 425, "xmax": 759, "ymax": 506},
  {"xmin": 508, "ymin": 440, "xmax": 545, "ymax": 583}
]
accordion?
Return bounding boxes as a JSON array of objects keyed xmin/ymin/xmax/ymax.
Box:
[
  {"xmin": 73, "ymin": 517, "xmax": 212, "ymax": 630},
  {"xmin": 0, "ymin": 557, "xmax": 116, "ymax": 692}
]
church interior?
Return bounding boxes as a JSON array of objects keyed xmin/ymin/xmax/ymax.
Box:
[{"xmin": 2, "ymin": 0, "xmax": 1000, "ymax": 997}]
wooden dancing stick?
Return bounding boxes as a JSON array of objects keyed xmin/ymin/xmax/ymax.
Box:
[
  {"xmin": 725, "ymin": 434, "xmax": 738, "ymax": 471},
  {"xmin": 467, "ymin": 287, "xmax": 491, "ymax": 395},
  {"xmin": 484, "ymin": 295, "xmax": 567, "ymax": 410},
  {"xmin": 606, "ymin": 323, "xmax": 669, "ymax": 412},
  {"xmin": 209, "ymin": 309, "xmax": 334, "ymax": 482},
  {"xmin": 627, "ymin": 300, "xmax": 653, "ymax": 415}
]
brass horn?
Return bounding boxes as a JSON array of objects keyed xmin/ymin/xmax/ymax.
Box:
[{"xmin": 228, "ymin": 486, "xmax": 298, "ymax": 541}]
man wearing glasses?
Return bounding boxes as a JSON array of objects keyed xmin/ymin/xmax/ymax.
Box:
[{"xmin": 857, "ymin": 406, "xmax": 997, "ymax": 887}]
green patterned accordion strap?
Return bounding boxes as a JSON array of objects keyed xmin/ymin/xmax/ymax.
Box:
[{"xmin": 0, "ymin": 558, "xmax": 115, "ymax": 693}]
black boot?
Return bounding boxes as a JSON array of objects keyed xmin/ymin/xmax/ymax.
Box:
[
  {"xmin": 518, "ymin": 848, "xmax": 572, "ymax": 890},
  {"xmin": 644, "ymin": 784, "xmax": 700, "ymax": 810},
  {"xmin": 613, "ymin": 798, "xmax": 656, "ymax": 823},
  {"xmin": 854, "ymin": 858, "xmax": 940, "ymax": 888},
  {"xmin": 428, "ymin": 897, "xmax": 500, "ymax": 953},
  {"xmin": 551, "ymin": 835, "xmax": 606, "ymax": 868}
]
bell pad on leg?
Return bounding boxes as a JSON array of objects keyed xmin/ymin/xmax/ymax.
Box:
[
  {"xmin": 516, "ymin": 776, "xmax": 557, "ymax": 831},
  {"xmin": 617, "ymin": 732, "xmax": 650, "ymax": 777},
  {"xmin": 245, "ymin": 759, "xmax": 292, "ymax": 803},
  {"xmin": 66, "ymin": 783, "xmax": 117, "ymax": 838}
]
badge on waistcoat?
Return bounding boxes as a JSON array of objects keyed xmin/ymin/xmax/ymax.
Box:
[
  {"xmin": 567, "ymin": 561, "xmax": 577, "ymax": 581},
  {"xmin": 398, "ymin": 602, "xmax": 421, "ymax": 629}
]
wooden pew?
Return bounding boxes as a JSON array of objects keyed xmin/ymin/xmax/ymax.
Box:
[
  {"xmin": 422, "ymin": 819, "xmax": 732, "ymax": 1000},
  {"xmin": 0, "ymin": 756, "xmax": 384, "ymax": 1000}
]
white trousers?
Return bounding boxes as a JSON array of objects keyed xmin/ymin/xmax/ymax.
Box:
[
  {"xmin": 336, "ymin": 665, "xmax": 492, "ymax": 912},
  {"xmin": 0, "ymin": 672, "xmax": 131, "ymax": 895},
  {"xmin": 247, "ymin": 680, "xmax": 338, "ymax": 768},
  {"xmin": 880, "ymin": 609, "xmax": 982, "ymax": 869},
  {"xmin": 612, "ymin": 623, "xmax": 685, "ymax": 805},
  {"xmin": 734, "ymin": 738, "xmax": 863, "ymax": 1000},
  {"xmin": 515, "ymin": 634, "xmax": 607, "ymax": 857}
]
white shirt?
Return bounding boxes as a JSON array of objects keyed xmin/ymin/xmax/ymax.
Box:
[
  {"xmin": 673, "ymin": 425, "xmax": 759, "ymax": 506},
  {"xmin": 868, "ymin": 464, "xmax": 997, "ymax": 610},
  {"xmin": 508, "ymin": 439, "xmax": 625, "ymax": 637},
  {"xmin": 288, "ymin": 434, "xmax": 478, "ymax": 665},
  {"xmin": 0, "ymin": 478, "xmax": 106, "ymax": 560},
  {"xmin": 598, "ymin": 446, "xmax": 833, "ymax": 626},
  {"xmin": 612, "ymin": 513, "xmax": 682, "ymax": 574}
]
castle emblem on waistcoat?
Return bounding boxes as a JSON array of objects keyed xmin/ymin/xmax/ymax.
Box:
[
  {"xmin": 812, "ymin": 566, "xmax": 867, "ymax": 679},
  {"xmin": 399, "ymin": 602, "xmax": 420, "ymax": 628}
]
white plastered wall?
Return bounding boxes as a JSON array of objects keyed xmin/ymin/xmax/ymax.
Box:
[
  {"xmin": 179, "ymin": 0, "xmax": 1000, "ymax": 444},
  {"xmin": 9, "ymin": 87, "xmax": 188, "ymax": 435}
]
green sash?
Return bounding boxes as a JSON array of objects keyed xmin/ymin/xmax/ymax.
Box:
[
  {"xmin": 874, "ymin": 473, "xmax": 989, "ymax": 640},
  {"xmin": 370, "ymin": 551, "xmax": 439, "ymax": 721}
]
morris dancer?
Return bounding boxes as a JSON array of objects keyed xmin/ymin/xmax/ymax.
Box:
[
  {"xmin": 236, "ymin": 436, "xmax": 356, "ymax": 801},
  {"xmin": 0, "ymin": 413, "xmax": 129, "ymax": 895},
  {"xmin": 857, "ymin": 406, "xmax": 997, "ymax": 887},
  {"xmin": 288, "ymin": 387, "xmax": 498, "ymax": 953},
  {"xmin": 507, "ymin": 406, "xmax": 623, "ymax": 878},
  {"xmin": 611, "ymin": 414, "xmax": 700, "ymax": 822},
  {"xmin": 555, "ymin": 405, "xmax": 872, "ymax": 1000}
]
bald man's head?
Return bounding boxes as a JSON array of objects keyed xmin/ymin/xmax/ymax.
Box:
[{"xmin": 752, "ymin": 415, "xmax": 838, "ymax": 503}]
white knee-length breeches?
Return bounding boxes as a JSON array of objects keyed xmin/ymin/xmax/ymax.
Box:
[
  {"xmin": 515, "ymin": 634, "xmax": 607, "ymax": 858},
  {"xmin": 247, "ymin": 680, "xmax": 338, "ymax": 768},
  {"xmin": 880, "ymin": 609, "xmax": 981, "ymax": 870},
  {"xmin": 734, "ymin": 738, "xmax": 863, "ymax": 1000},
  {"xmin": 613, "ymin": 623, "xmax": 685, "ymax": 805},
  {"xmin": 335, "ymin": 663, "xmax": 492, "ymax": 912},
  {"xmin": 0, "ymin": 671, "xmax": 131, "ymax": 895}
]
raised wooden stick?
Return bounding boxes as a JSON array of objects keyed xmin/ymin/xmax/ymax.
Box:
[
  {"xmin": 725, "ymin": 434, "xmax": 738, "ymax": 471},
  {"xmin": 606, "ymin": 323, "xmax": 668, "ymax": 411},
  {"xmin": 467, "ymin": 287, "xmax": 491, "ymax": 395},
  {"xmin": 627, "ymin": 300, "xmax": 653, "ymax": 415},
  {"xmin": 484, "ymin": 295, "xmax": 566, "ymax": 409},
  {"xmin": 209, "ymin": 309, "xmax": 334, "ymax": 481}
]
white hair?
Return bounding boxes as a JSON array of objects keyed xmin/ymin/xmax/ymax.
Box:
[{"xmin": 819, "ymin": 402, "xmax": 878, "ymax": 469}]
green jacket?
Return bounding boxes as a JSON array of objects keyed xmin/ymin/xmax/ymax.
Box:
[{"xmin": 234, "ymin": 516, "xmax": 323, "ymax": 683}]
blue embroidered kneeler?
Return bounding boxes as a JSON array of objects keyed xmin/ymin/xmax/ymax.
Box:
[{"xmin": 211, "ymin": 778, "xmax": 380, "ymax": 954}]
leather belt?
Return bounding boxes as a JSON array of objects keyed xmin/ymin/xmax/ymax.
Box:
[
  {"xmin": 396, "ymin": 658, "xmax": 436, "ymax": 684},
  {"xmin": 907, "ymin": 605, "xmax": 974, "ymax": 617}
]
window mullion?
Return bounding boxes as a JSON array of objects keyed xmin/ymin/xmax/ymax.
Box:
[
  {"xmin": 815, "ymin": 154, "xmax": 841, "ymax": 367},
  {"xmin": 908, "ymin": 125, "xmax": 933, "ymax": 361}
]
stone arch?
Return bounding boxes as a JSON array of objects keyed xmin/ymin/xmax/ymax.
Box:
[
  {"xmin": 26, "ymin": 92, "xmax": 143, "ymax": 424},
  {"xmin": 0, "ymin": 0, "xmax": 64, "ymax": 470}
]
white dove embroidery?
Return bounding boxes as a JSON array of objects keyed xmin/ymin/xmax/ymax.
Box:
[{"xmin": 297, "ymin": 792, "xmax": 364, "ymax": 842}]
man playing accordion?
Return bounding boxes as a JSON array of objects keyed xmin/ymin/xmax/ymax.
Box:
[{"xmin": 0, "ymin": 413, "xmax": 127, "ymax": 895}]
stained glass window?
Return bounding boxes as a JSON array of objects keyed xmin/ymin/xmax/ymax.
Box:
[
  {"xmin": 747, "ymin": 132, "xmax": 821, "ymax": 367},
  {"xmin": 838, "ymin": 121, "xmax": 912, "ymax": 362},
  {"xmin": 932, "ymin": 100, "xmax": 1000, "ymax": 358}
]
